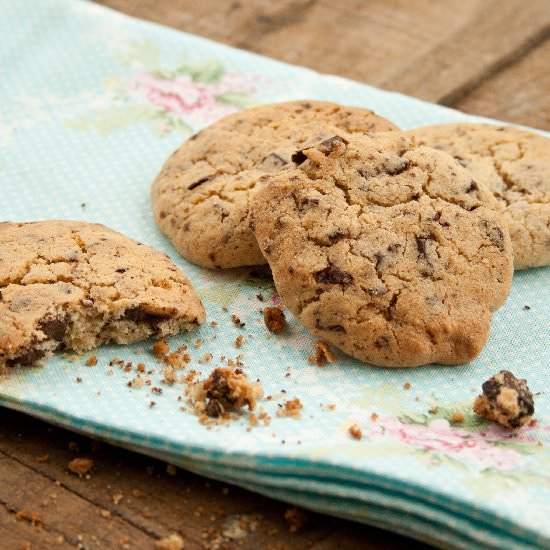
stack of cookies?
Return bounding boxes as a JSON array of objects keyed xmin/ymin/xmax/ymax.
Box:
[
  {"xmin": 1, "ymin": 100, "xmax": 548, "ymax": 370},
  {"xmin": 152, "ymin": 100, "xmax": 550, "ymax": 368}
]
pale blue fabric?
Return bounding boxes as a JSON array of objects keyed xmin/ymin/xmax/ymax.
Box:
[{"xmin": 1, "ymin": 2, "xmax": 549, "ymax": 548}]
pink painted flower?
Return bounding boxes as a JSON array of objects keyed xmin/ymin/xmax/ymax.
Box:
[
  {"xmin": 125, "ymin": 71, "xmax": 256, "ymax": 128},
  {"xmin": 368, "ymin": 417, "xmax": 539, "ymax": 470}
]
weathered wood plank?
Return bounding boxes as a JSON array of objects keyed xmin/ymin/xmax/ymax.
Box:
[
  {"xmin": 455, "ymin": 38, "xmax": 550, "ymax": 131},
  {"xmin": 0, "ymin": 503, "xmax": 73, "ymax": 550},
  {"xmin": 0, "ymin": 450, "xmax": 156, "ymax": 549}
]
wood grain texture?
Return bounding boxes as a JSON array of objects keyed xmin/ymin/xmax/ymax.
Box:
[
  {"xmin": 0, "ymin": 409, "xmax": 411, "ymax": 549},
  {"xmin": 456, "ymin": 38, "xmax": 550, "ymax": 130}
]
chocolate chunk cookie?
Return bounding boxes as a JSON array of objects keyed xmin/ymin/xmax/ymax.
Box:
[
  {"xmin": 251, "ymin": 134, "xmax": 513, "ymax": 367},
  {"xmin": 405, "ymin": 123, "xmax": 550, "ymax": 269},
  {"xmin": 151, "ymin": 100, "xmax": 398, "ymax": 269},
  {"xmin": 0, "ymin": 221, "xmax": 205, "ymax": 369}
]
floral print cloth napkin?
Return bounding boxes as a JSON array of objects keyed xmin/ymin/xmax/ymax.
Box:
[{"xmin": 1, "ymin": 1, "xmax": 549, "ymax": 548}]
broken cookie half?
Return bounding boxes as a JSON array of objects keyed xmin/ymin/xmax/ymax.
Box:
[{"xmin": 0, "ymin": 221, "xmax": 205, "ymax": 369}]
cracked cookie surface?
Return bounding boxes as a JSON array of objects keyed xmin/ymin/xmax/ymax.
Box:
[
  {"xmin": 0, "ymin": 221, "xmax": 205, "ymax": 369},
  {"xmin": 405, "ymin": 123, "xmax": 550, "ymax": 269},
  {"xmin": 151, "ymin": 100, "xmax": 398, "ymax": 268},
  {"xmin": 251, "ymin": 134, "xmax": 513, "ymax": 367}
]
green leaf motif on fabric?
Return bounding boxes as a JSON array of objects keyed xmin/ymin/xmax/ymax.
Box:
[
  {"xmin": 66, "ymin": 41, "xmax": 257, "ymax": 137},
  {"xmin": 216, "ymin": 92, "xmax": 258, "ymax": 109}
]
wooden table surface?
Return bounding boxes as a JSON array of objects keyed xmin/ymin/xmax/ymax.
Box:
[{"xmin": 3, "ymin": 1, "xmax": 550, "ymax": 549}]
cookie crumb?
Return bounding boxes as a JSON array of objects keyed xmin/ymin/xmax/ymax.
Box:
[
  {"xmin": 163, "ymin": 367, "xmax": 177, "ymax": 385},
  {"xmin": 153, "ymin": 340, "xmax": 170, "ymax": 357},
  {"xmin": 263, "ymin": 307, "xmax": 286, "ymax": 333},
  {"xmin": 68, "ymin": 458, "xmax": 93, "ymax": 477},
  {"xmin": 85, "ymin": 356, "xmax": 97, "ymax": 366},
  {"xmin": 308, "ymin": 340, "xmax": 334, "ymax": 365},
  {"xmin": 36, "ymin": 454, "xmax": 50, "ymax": 463},
  {"xmin": 112, "ymin": 493, "xmax": 124, "ymax": 505},
  {"xmin": 189, "ymin": 367, "xmax": 263, "ymax": 418},
  {"xmin": 523, "ymin": 304, "xmax": 531, "ymax": 310},
  {"xmin": 451, "ymin": 412, "xmax": 464, "ymax": 424},
  {"xmin": 370, "ymin": 413, "xmax": 379, "ymax": 422},
  {"xmin": 130, "ymin": 375, "xmax": 144, "ymax": 389},
  {"xmin": 235, "ymin": 335, "xmax": 244, "ymax": 348},
  {"xmin": 277, "ymin": 398, "xmax": 303, "ymax": 418},
  {"xmin": 100, "ymin": 509, "xmax": 111, "ymax": 519},
  {"xmin": 348, "ymin": 424, "xmax": 362, "ymax": 440},
  {"xmin": 284, "ymin": 507, "xmax": 308, "ymax": 533},
  {"xmin": 473, "ymin": 370, "xmax": 534, "ymax": 429},
  {"xmin": 166, "ymin": 464, "xmax": 177, "ymax": 476},
  {"xmin": 155, "ymin": 534, "xmax": 184, "ymax": 550},
  {"xmin": 231, "ymin": 314, "xmax": 245, "ymax": 328},
  {"xmin": 403, "ymin": 382, "xmax": 411, "ymax": 390}
]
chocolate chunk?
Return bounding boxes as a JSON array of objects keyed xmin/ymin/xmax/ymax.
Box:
[
  {"xmin": 386, "ymin": 159, "xmax": 410, "ymax": 176},
  {"xmin": 315, "ymin": 318, "xmax": 346, "ymax": 333},
  {"xmin": 415, "ymin": 236, "xmax": 432, "ymax": 260},
  {"xmin": 291, "ymin": 149, "xmax": 308, "ymax": 165},
  {"xmin": 327, "ymin": 230, "xmax": 349, "ymax": 244},
  {"xmin": 205, "ymin": 370, "xmax": 236, "ymax": 405},
  {"xmin": 297, "ymin": 197, "xmax": 320, "ymax": 211},
  {"xmin": 318, "ymin": 135, "xmax": 348, "ymax": 155},
  {"xmin": 9, "ymin": 347, "xmax": 46, "ymax": 366},
  {"xmin": 38, "ymin": 317, "xmax": 68, "ymax": 342},
  {"xmin": 375, "ymin": 336, "xmax": 389, "ymax": 348},
  {"xmin": 115, "ymin": 268, "xmax": 127, "ymax": 273},
  {"xmin": 465, "ymin": 181, "xmax": 479, "ymax": 193},
  {"xmin": 188, "ymin": 176, "xmax": 211, "ymax": 191},
  {"xmin": 205, "ymin": 399, "xmax": 223, "ymax": 418},
  {"xmin": 122, "ymin": 307, "xmax": 170, "ymax": 324},
  {"xmin": 314, "ymin": 264, "xmax": 353, "ymax": 286},
  {"xmin": 481, "ymin": 221, "xmax": 505, "ymax": 251}
]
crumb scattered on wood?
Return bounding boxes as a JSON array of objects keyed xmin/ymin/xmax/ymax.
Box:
[
  {"xmin": 155, "ymin": 533, "xmax": 184, "ymax": 550},
  {"xmin": 68, "ymin": 458, "xmax": 93, "ymax": 477},
  {"xmin": 284, "ymin": 507, "xmax": 308, "ymax": 533}
]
